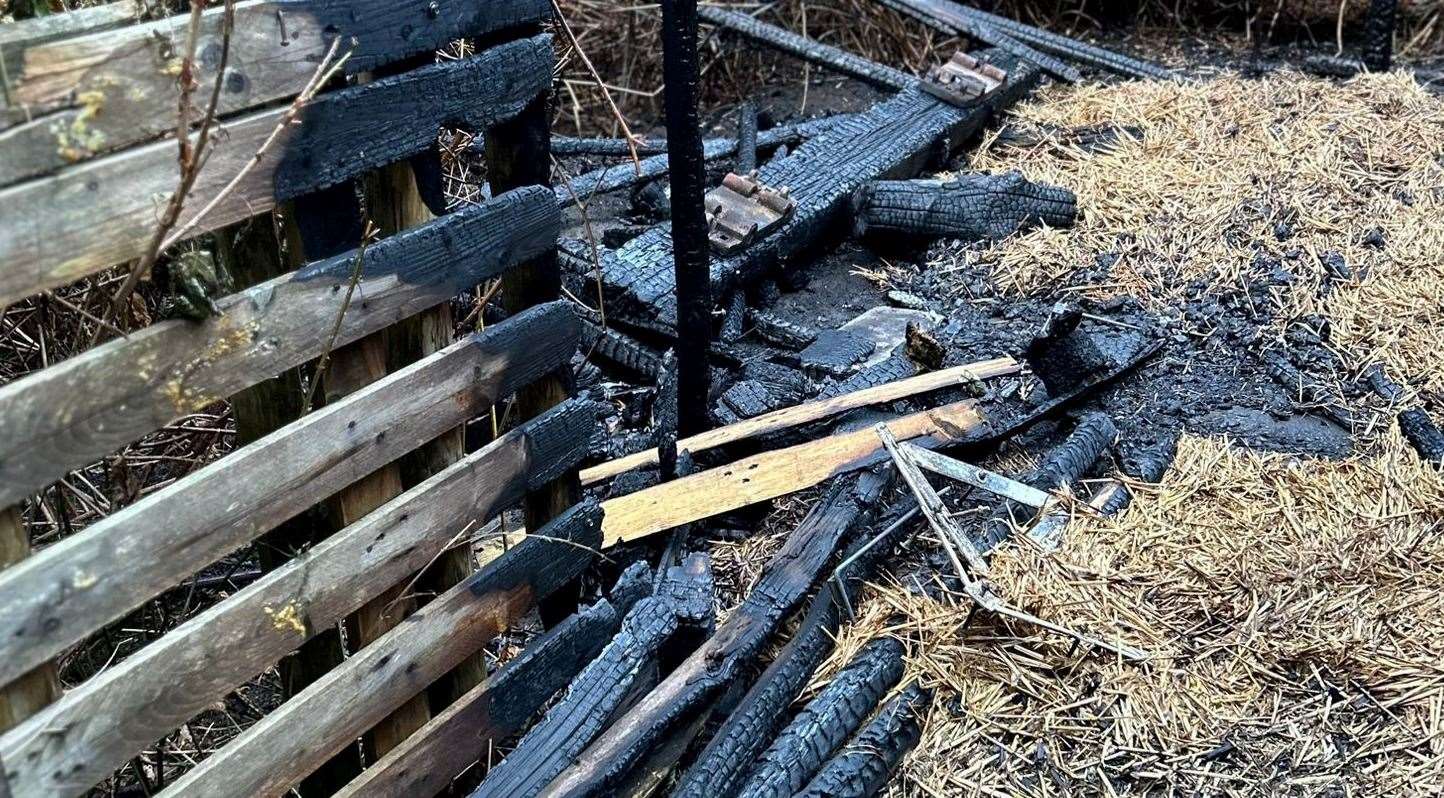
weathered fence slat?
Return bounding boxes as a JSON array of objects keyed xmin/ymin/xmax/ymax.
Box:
[
  {"xmin": 334, "ymin": 599, "xmax": 623, "ymax": 798},
  {"xmin": 0, "ymin": 184, "xmax": 559, "ymax": 510},
  {"xmin": 0, "ymin": 399, "xmax": 596, "ymax": 798},
  {"xmin": 0, "ymin": 299, "xmax": 576, "ymax": 687},
  {"xmin": 0, "ymin": 34, "xmax": 553, "ymax": 305},
  {"xmin": 158, "ymin": 499, "xmax": 605, "ymax": 798},
  {"xmin": 0, "ymin": 0, "xmax": 552, "ymax": 185}
]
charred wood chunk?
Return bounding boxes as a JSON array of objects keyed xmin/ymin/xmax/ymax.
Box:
[
  {"xmin": 743, "ymin": 360, "xmax": 814, "ymax": 402},
  {"xmin": 472, "ymin": 597, "xmax": 681, "ymax": 798},
  {"xmin": 589, "ymin": 428, "xmax": 655, "ymax": 465},
  {"xmin": 751, "ymin": 309, "xmax": 819, "ymax": 350},
  {"xmin": 737, "ymin": 637, "xmax": 906, "ymax": 798},
  {"xmin": 851, "ymin": 171, "xmax": 1076, "ymax": 243},
  {"xmin": 579, "ymin": 321, "xmax": 663, "ymax": 380},
  {"xmin": 608, "ymin": 467, "xmax": 661, "ymax": 499},
  {"xmin": 716, "ymin": 380, "xmax": 792, "ymax": 424},
  {"xmin": 1024, "ymin": 302, "xmax": 1112, "ymax": 397},
  {"xmin": 609, "ymin": 561, "xmax": 656, "ymax": 617},
  {"xmin": 978, "ymin": 412, "xmax": 1116, "ymax": 552},
  {"xmin": 818, "ymin": 353, "xmax": 921, "ymax": 400},
  {"xmin": 1398, "ymin": 408, "xmax": 1444, "ymax": 465},
  {"xmin": 656, "ymin": 552, "xmax": 715, "ymax": 631},
  {"xmin": 794, "ymin": 684, "xmax": 931, "ymax": 798},
  {"xmin": 798, "ymin": 330, "xmax": 876, "ymax": 379},
  {"xmin": 720, "ymin": 289, "xmax": 748, "ymax": 344}
]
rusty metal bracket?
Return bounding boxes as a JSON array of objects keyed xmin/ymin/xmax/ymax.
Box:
[
  {"xmin": 921, "ymin": 52, "xmax": 1008, "ymax": 108},
  {"xmin": 704, "ymin": 172, "xmax": 795, "ymax": 254}
]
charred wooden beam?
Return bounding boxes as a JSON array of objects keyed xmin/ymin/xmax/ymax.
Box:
[
  {"xmin": 0, "ymin": 184, "xmax": 559, "ymax": 512},
  {"xmin": 673, "ymin": 496, "xmax": 921, "ymax": 798},
  {"xmin": 553, "ymin": 138, "xmax": 673, "ymax": 157},
  {"xmin": 0, "ymin": 299, "xmax": 576, "ymax": 690},
  {"xmin": 877, "ymin": 0, "xmax": 1172, "ymax": 81},
  {"xmin": 0, "ymin": 35, "xmax": 554, "ymax": 304},
  {"xmin": 0, "ymin": 401, "xmax": 598, "ymax": 797},
  {"xmin": 737, "ymin": 638, "xmax": 906, "ymax": 798},
  {"xmin": 873, "ymin": 0, "xmax": 1080, "ymax": 82},
  {"xmin": 571, "ymin": 49, "xmax": 1040, "ymax": 328},
  {"xmin": 537, "ymin": 470, "xmax": 894, "ymax": 796},
  {"xmin": 164, "ymin": 500, "xmax": 605, "ymax": 798},
  {"xmin": 698, "ymin": 6, "xmax": 914, "ymax": 90},
  {"xmin": 750, "ymin": 310, "xmax": 820, "ymax": 350},
  {"xmin": 581, "ymin": 319, "xmax": 664, "ymax": 380},
  {"xmin": 794, "ymin": 684, "xmax": 931, "ymax": 797},
  {"xmin": 977, "ymin": 412, "xmax": 1116, "ymax": 552},
  {"xmin": 851, "ymin": 171, "xmax": 1076, "ymax": 242},
  {"xmin": 554, "ymin": 117, "xmax": 848, "ymax": 206},
  {"xmin": 335, "ymin": 599, "xmax": 621, "ymax": 798},
  {"xmin": 472, "ymin": 597, "xmax": 682, "ymax": 798}
]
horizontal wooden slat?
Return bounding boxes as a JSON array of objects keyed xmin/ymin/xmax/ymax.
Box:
[
  {"xmin": 0, "ymin": 34, "xmax": 553, "ymax": 305},
  {"xmin": 0, "ymin": 184, "xmax": 559, "ymax": 508},
  {"xmin": 600, "ymin": 400, "xmax": 988, "ymax": 545},
  {"xmin": 0, "ymin": 1, "xmax": 142, "ymax": 78},
  {"xmin": 0, "ymin": 300, "xmax": 577, "ymax": 688},
  {"xmin": 0, "ymin": 399, "xmax": 597, "ymax": 798},
  {"xmin": 0, "ymin": 0, "xmax": 552, "ymax": 184},
  {"xmin": 334, "ymin": 599, "xmax": 622, "ymax": 798},
  {"xmin": 158, "ymin": 498, "xmax": 605, "ymax": 798}
]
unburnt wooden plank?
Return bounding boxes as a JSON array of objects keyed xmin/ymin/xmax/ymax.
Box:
[
  {"xmin": 0, "ymin": 0, "xmax": 141, "ymax": 76},
  {"xmin": 0, "ymin": 184, "xmax": 558, "ymax": 509},
  {"xmin": 581, "ymin": 356, "xmax": 1019, "ymax": 484},
  {"xmin": 160, "ymin": 500, "xmax": 604, "ymax": 798},
  {"xmin": 0, "ymin": 0, "xmax": 552, "ymax": 184},
  {"xmin": 0, "ymin": 301, "xmax": 574, "ymax": 691},
  {"xmin": 0, "ymin": 35, "xmax": 553, "ymax": 305},
  {"xmin": 599, "ymin": 400, "xmax": 987, "ymax": 545},
  {"xmin": 0, "ymin": 400, "xmax": 597, "ymax": 798},
  {"xmin": 334, "ymin": 600, "xmax": 622, "ymax": 798}
]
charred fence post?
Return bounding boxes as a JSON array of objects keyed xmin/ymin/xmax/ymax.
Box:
[
  {"xmin": 795, "ymin": 684, "xmax": 932, "ymax": 798},
  {"xmin": 660, "ymin": 0, "xmax": 713, "ymax": 437},
  {"xmin": 1364, "ymin": 0, "xmax": 1399, "ymax": 72}
]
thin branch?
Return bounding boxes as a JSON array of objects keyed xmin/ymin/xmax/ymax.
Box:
[
  {"xmin": 550, "ymin": 0, "xmax": 642, "ymax": 173},
  {"xmin": 302, "ymin": 217, "xmax": 377, "ymax": 414}
]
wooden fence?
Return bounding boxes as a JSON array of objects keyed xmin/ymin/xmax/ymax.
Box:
[{"xmin": 0, "ymin": 2, "xmax": 595, "ymax": 795}]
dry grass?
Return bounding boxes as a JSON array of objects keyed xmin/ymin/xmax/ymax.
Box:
[
  {"xmin": 819, "ymin": 429, "xmax": 1444, "ymax": 796},
  {"xmin": 956, "ymin": 70, "xmax": 1444, "ymax": 398}
]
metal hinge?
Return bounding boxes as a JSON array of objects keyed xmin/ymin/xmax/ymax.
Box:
[
  {"xmin": 921, "ymin": 52, "xmax": 1008, "ymax": 108},
  {"xmin": 705, "ymin": 172, "xmax": 796, "ymax": 255}
]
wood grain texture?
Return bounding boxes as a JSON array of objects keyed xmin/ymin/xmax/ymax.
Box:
[
  {"xmin": 0, "ymin": 400, "xmax": 597, "ymax": 798},
  {"xmin": 0, "ymin": 300, "xmax": 577, "ymax": 689},
  {"xmin": 0, "ymin": 0, "xmax": 551, "ymax": 184},
  {"xmin": 0, "ymin": 509, "xmax": 57, "ymax": 737},
  {"xmin": 159, "ymin": 499, "xmax": 604, "ymax": 798},
  {"xmin": 0, "ymin": 35, "xmax": 553, "ymax": 305},
  {"xmin": 334, "ymin": 600, "xmax": 621, "ymax": 798},
  {"xmin": 0, "ymin": 185, "xmax": 559, "ymax": 510},
  {"xmin": 599, "ymin": 400, "xmax": 987, "ymax": 545},
  {"xmin": 0, "ymin": 0, "xmax": 141, "ymax": 78},
  {"xmin": 581, "ymin": 356, "xmax": 1018, "ymax": 484}
]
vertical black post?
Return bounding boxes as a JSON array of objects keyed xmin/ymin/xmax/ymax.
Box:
[
  {"xmin": 1363, "ymin": 0, "xmax": 1398, "ymax": 72},
  {"xmin": 736, "ymin": 100, "xmax": 758, "ymax": 175},
  {"xmin": 660, "ymin": 0, "xmax": 713, "ymax": 438}
]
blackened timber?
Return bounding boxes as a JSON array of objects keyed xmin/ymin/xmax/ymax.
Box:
[
  {"xmin": 164, "ymin": 501, "xmax": 605, "ymax": 798},
  {"xmin": 660, "ymin": 0, "xmax": 713, "ymax": 437},
  {"xmin": 335, "ymin": 600, "xmax": 620, "ymax": 798},
  {"xmin": 0, "ymin": 402, "xmax": 598, "ymax": 798},
  {"xmin": 852, "ymin": 171, "xmax": 1076, "ymax": 241},
  {"xmin": 580, "ymin": 319, "xmax": 664, "ymax": 380},
  {"xmin": 1364, "ymin": 0, "xmax": 1399, "ymax": 72},
  {"xmin": 698, "ymin": 6, "xmax": 914, "ymax": 90},
  {"xmin": 0, "ymin": 185, "xmax": 559, "ymax": 510},
  {"xmin": 872, "ymin": 0, "xmax": 1080, "ymax": 83},
  {"xmin": 0, "ymin": 35, "xmax": 554, "ymax": 305},
  {"xmin": 554, "ymin": 117, "xmax": 849, "ymax": 207},
  {"xmin": 672, "ymin": 497, "xmax": 921, "ymax": 798},
  {"xmin": 737, "ymin": 102, "xmax": 760, "ymax": 174},
  {"xmin": 586, "ymin": 50, "xmax": 1040, "ymax": 327},
  {"xmin": 537, "ymin": 470, "xmax": 894, "ymax": 797},
  {"xmin": 877, "ymin": 0, "xmax": 1172, "ymax": 81},
  {"xmin": 553, "ymin": 137, "xmax": 673, "ymax": 157},
  {"xmin": 794, "ymin": 684, "xmax": 931, "ymax": 798},
  {"xmin": 0, "ymin": 0, "xmax": 554, "ymax": 184},
  {"xmin": 737, "ymin": 638, "xmax": 906, "ymax": 798},
  {"xmin": 473, "ymin": 597, "xmax": 681, "ymax": 798}
]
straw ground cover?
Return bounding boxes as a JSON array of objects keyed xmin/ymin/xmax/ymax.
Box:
[
  {"xmin": 956, "ymin": 70, "xmax": 1444, "ymax": 400},
  {"xmin": 819, "ymin": 428, "xmax": 1444, "ymax": 796}
]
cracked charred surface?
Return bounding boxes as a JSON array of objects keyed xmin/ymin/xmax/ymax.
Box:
[
  {"xmin": 794, "ymin": 684, "xmax": 931, "ymax": 798},
  {"xmin": 851, "ymin": 171, "xmax": 1076, "ymax": 242}
]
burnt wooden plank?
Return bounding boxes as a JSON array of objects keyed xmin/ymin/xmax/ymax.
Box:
[
  {"xmin": 538, "ymin": 471, "xmax": 894, "ymax": 797},
  {"xmin": 698, "ymin": 7, "xmax": 913, "ymax": 90},
  {"xmin": 582, "ymin": 50, "xmax": 1039, "ymax": 326},
  {"xmin": 0, "ymin": 0, "xmax": 552, "ymax": 184},
  {"xmin": 851, "ymin": 171, "xmax": 1076, "ymax": 241},
  {"xmin": 0, "ymin": 35, "xmax": 553, "ymax": 305},
  {"xmin": 0, "ymin": 301, "xmax": 576, "ymax": 689},
  {"xmin": 334, "ymin": 599, "xmax": 622, "ymax": 798},
  {"xmin": 794, "ymin": 684, "xmax": 931, "ymax": 798},
  {"xmin": 161, "ymin": 499, "xmax": 604, "ymax": 798},
  {"xmin": 0, "ymin": 185, "xmax": 558, "ymax": 509},
  {"xmin": 0, "ymin": 403, "xmax": 597, "ymax": 798}
]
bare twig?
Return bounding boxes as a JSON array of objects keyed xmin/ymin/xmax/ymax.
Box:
[
  {"xmin": 302, "ymin": 217, "xmax": 378, "ymax": 414},
  {"xmin": 550, "ymin": 0, "xmax": 643, "ymax": 173}
]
